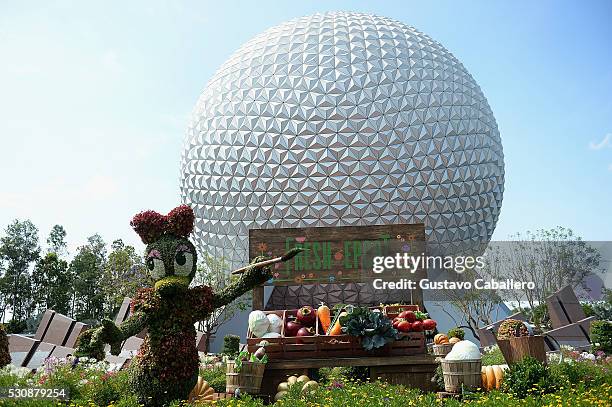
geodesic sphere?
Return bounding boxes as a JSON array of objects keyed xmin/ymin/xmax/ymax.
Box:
[{"xmin": 180, "ymin": 11, "xmax": 504, "ymax": 268}]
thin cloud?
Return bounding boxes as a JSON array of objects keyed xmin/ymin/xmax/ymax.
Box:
[
  {"xmin": 608, "ymin": 163, "xmax": 612, "ymax": 171},
  {"xmin": 589, "ymin": 134, "xmax": 611, "ymax": 150}
]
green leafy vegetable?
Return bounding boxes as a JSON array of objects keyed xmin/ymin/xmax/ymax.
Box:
[{"xmin": 339, "ymin": 306, "xmax": 398, "ymax": 350}]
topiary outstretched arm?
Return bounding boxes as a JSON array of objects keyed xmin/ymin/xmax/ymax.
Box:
[
  {"xmin": 75, "ymin": 311, "xmax": 149, "ymax": 359},
  {"xmin": 212, "ymin": 256, "xmax": 272, "ymax": 308}
]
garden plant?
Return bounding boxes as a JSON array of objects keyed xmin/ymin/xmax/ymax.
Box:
[{"xmin": 73, "ymin": 205, "xmax": 274, "ymax": 406}]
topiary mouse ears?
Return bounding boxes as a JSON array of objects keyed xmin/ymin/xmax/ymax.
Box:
[{"xmin": 130, "ymin": 204, "xmax": 195, "ymax": 244}]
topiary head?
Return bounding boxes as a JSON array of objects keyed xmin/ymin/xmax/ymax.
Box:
[{"xmin": 131, "ymin": 205, "xmax": 197, "ymax": 296}]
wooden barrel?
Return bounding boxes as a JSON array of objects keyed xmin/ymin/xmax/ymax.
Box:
[
  {"xmin": 432, "ymin": 343, "xmax": 454, "ymax": 357},
  {"xmin": 226, "ymin": 361, "xmax": 265, "ymax": 395},
  {"xmin": 440, "ymin": 359, "xmax": 482, "ymax": 393}
]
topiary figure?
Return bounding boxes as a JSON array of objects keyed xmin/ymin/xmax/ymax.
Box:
[
  {"xmin": 75, "ymin": 205, "xmax": 276, "ymax": 406},
  {"xmin": 0, "ymin": 324, "xmax": 11, "ymax": 368},
  {"xmin": 497, "ymin": 319, "xmax": 530, "ymax": 340}
]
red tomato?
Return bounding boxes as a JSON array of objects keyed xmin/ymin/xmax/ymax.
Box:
[
  {"xmin": 411, "ymin": 320, "xmax": 423, "ymax": 332},
  {"xmin": 399, "ymin": 310, "xmax": 417, "ymax": 322},
  {"xmin": 422, "ymin": 319, "xmax": 437, "ymax": 331},
  {"xmin": 397, "ymin": 321, "xmax": 412, "ymax": 333}
]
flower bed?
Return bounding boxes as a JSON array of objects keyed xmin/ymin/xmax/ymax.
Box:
[{"xmin": 0, "ymin": 347, "xmax": 610, "ymax": 406}]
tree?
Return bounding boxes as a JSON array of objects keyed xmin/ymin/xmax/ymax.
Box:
[
  {"xmin": 481, "ymin": 227, "xmax": 602, "ymax": 327},
  {"xmin": 70, "ymin": 234, "xmax": 107, "ymax": 323},
  {"xmin": 47, "ymin": 225, "xmax": 67, "ymax": 256},
  {"xmin": 101, "ymin": 239, "xmax": 149, "ymax": 317},
  {"xmin": 192, "ymin": 253, "xmax": 250, "ymax": 352},
  {"xmin": 31, "ymin": 252, "xmax": 71, "ymax": 315},
  {"xmin": 0, "ymin": 219, "xmax": 40, "ymax": 322},
  {"xmin": 440, "ymin": 268, "xmax": 505, "ymax": 339}
]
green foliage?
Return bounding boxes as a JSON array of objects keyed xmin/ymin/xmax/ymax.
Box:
[
  {"xmin": 591, "ymin": 320, "xmax": 612, "ymax": 354},
  {"xmin": 0, "ymin": 219, "xmax": 41, "ymax": 321},
  {"xmin": 319, "ymin": 366, "xmax": 370, "ymax": 383},
  {"xmin": 582, "ymin": 288, "xmax": 612, "ymax": 321},
  {"xmin": 549, "ymin": 359, "xmax": 612, "ymax": 389},
  {"xmin": 223, "ymin": 334, "xmax": 241, "ymax": 358},
  {"xmin": 481, "ymin": 345, "xmax": 506, "ymax": 366},
  {"xmin": 0, "ymin": 324, "xmax": 10, "ymax": 367},
  {"xmin": 502, "ymin": 357, "xmax": 557, "ymax": 398},
  {"xmin": 5, "ymin": 318, "xmax": 27, "ymax": 334},
  {"xmin": 1, "ymin": 356, "xmax": 612, "ymax": 407},
  {"xmin": 31, "ymin": 252, "xmax": 71, "ymax": 315},
  {"xmin": 200, "ymin": 363, "xmax": 226, "ymax": 393},
  {"xmin": 340, "ymin": 306, "xmax": 398, "ymax": 350},
  {"xmin": 447, "ymin": 327, "xmax": 465, "ymax": 340},
  {"xmin": 70, "ymin": 234, "xmax": 107, "ymax": 323},
  {"xmin": 102, "ymin": 239, "xmax": 150, "ymax": 317},
  {"xmin": 46, "ymin": 224, "xmax": 67, "ymax": 256}
]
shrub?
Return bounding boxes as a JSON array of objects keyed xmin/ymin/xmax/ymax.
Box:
[
  {"xmin": 200, "ymin": 363, "xmax": 226, "ymax": 393},
  {"xmin": 502, "ymin": 356, "xmax": 557, "ymax": 398},
  {"xmin": 550, "ymin": 359, "xmax": 612, "ymax": 388},
  {"xmin": 5, "ymin": 319, "xmax": 27, "ymax": 334},
  {"xmin": 447, "ymin": 327, "xmax": 465, "ymax": 340},
  {"xmin": 0, "ymin": 324, "xmax": 10, "ymax": 368},
  {"xmin": 223, "ymin": 334, "xmax": 241, "ymax": 358},
  {"xmin": 591, "ymin": 320, "xmax": 612, "ymax": 354}
]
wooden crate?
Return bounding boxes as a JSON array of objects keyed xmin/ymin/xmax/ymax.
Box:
[
  {"xmin": 383, "ymin": 304, "xmax": 420, "ymax": 319},
  {"xmin": 247, "ymin": 308, "xmax": 426, "ymax": 359},
  {"xmin": 247, "ymin": 309, "xmax": 320, "ymax": 359},
  {"xmin": 389, "ymin": 332, "xmax": 426, "ymax": 355}
]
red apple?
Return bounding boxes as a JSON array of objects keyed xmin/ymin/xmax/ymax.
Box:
[
  {"xmin": 296, "ymin": 306, "xmax": 316, "ymax": 327},
  {"xmin": 285, "ymin": 319, "xmax": 303, "ymax": 337},
  {"xmin": 411, "ymin": 320, "xmax": 423, "ymax": 332}
]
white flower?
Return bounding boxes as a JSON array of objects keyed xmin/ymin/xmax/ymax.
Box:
[{"xmin": 581, "ymin": 352, "xmax": 596, "ymax": 361}]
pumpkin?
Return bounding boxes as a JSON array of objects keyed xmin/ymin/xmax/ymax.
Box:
[
  {"xmin": 434, "ymin": 334, "xmax": 449, "ymax": 344},
  {"xmin": 480, "ymin": 365, "xmax": 507, "ymax": 390},
  {"xmin": 188, "ymin": 377, "xmax": 214, "ymax": 402},
  {"xmin": 449, "ymin": 337, "xmax": 461, "ymax": 344}
]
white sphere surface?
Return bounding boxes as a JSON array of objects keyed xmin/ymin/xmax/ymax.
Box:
[{"xmin": 180, "ymin": 12, "xmax": 505, "ymax": 268}]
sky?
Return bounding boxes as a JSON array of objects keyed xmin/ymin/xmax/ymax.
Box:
[{"xmin": 1, "ymin": 0, "xmax": 611, "ymax": 257}]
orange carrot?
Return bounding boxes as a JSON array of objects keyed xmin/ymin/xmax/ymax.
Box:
[
  {"xmin": 317, "ymin": 304, "xmax": 331, "ymax": 333},
  {"xmin": 328, "ymin": 311, "xmax": 347, "ymax": 335}
]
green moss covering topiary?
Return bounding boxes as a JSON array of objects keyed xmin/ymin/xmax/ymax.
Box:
[
  {"xmin": 0, "ymin": 324, "xmax": 10, "ymax": 368},
  {"xmin": 76, "ymin": 205, "xmax": 273, "ymax": 406}
]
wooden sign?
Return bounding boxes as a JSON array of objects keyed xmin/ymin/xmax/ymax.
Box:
[{"xmin": 249, "ymin": 223, "xmax": 426, "ymax": 286}]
